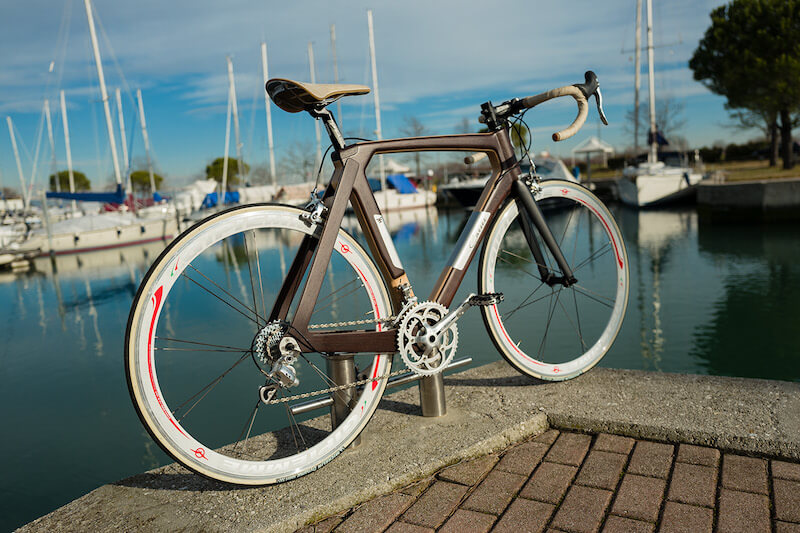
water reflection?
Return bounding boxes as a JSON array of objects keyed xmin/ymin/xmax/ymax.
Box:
[
  {"xmin": 616, "ymin": 207, "xmax": 696, "ymax": 373},
  {"xmin": 693, "ymin": 221, "xmax": 800, "ymax": 380},
  {"xmin": 3, "ymin": 203, "xmax": 800, "ymax": 531}
]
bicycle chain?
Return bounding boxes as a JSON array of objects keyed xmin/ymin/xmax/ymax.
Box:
[
  {"xmin": 307, "ymin": 316, "xmax": 396, "ymax": 329},
  {"xmin": 262, "ymin": 315, "xmax": 400, "ymax": 405},
  {"xmin": 262, "ymin": 366, "xmax": 409, "ymax": 405}
]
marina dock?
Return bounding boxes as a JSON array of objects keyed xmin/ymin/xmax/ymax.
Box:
[{"xmin": 18, "ymin": 361, "xmax": 800, "ymax": 532}]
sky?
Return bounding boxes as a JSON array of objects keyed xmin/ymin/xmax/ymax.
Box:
[{"xmin": 0, "ymin": 0, "xmax": 754, "ymax": 192}]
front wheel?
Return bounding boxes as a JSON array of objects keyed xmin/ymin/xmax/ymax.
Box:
[
  {"xmin": 478, "ymin": 180, "xmax": 629, "ymax": 381},
  {"xmin": 125, "ymin": 204, "xmax": 393, "ymax": 484}
]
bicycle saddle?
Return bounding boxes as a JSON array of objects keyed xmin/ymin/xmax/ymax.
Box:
[{"xmin": 266, "ymin": 78, "xmax": 370, "ymax": 113}]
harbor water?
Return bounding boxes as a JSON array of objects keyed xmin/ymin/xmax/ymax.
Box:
[{"xmin": 2, "ymin": 204, "xmax": 800, "ymax": 530}]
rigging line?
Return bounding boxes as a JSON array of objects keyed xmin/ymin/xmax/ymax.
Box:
[
  {"xmin": 45, "ymin": 0, "xmax": 73, "ymax": 98},
  {"xmin": 91, "ymin": 5, "xmax": 134, "ymax": 101}
]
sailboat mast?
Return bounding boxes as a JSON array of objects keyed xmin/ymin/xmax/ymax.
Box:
[
  {"xmin": 308, "ymin": 42, "xmax": 323, "ymax": 174},
  {"xmin": 260, "ymin": 43, "xmax": 277, "ymax": 186},
  {"xmin": 6, "ymin": 117, "xmax": 29, "ymax": 210},
  {"xmin": 136, "ymin": 89, "xmax": 157, "ymax": 195},
  {"xmin": 225, "ymin": 56, "xmax": 246, "ymax": 186},
  {"xmin": 221, "ymin": 81, "xmax": 233, "ymax": 205},
  {"xmin": 367, "ymin": 9, "xmax": 385, "ymax": 192},
  {"xmin": 330, "ymin": 24, "xmax": 343, "ymax": 128},
  {"xmin": 646, "ymin": 0, "xmax": 657, "ymax": 165},
  {"xmin": 44, "ymin": 99, "xmax": 61, "ymax": 193},
  {"xmin": 59, "ymin": 90, "xmax": 78, "ymax": 212},
  {"xmin": 84, "ymin": 0, "xmax": 123, "ymax": 186},
  {"xmin": 115, "ymin": 89, "xmax": 129, "ymax": 175},
  {"xmin": 634, "ymin": 0, "xmax": 642, "ymax": 156}
]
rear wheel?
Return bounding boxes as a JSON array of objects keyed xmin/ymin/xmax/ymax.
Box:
[
  {"xmin": 478, "ymin": 180, "xmax": 628, "ymax": 381},
  {"xmin": 125, "ymin": 204, "xmax": 393, "ymax": 484}
]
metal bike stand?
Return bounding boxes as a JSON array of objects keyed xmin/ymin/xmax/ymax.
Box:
[
  {"xmin": 419, "ymin": 373, "xmax": 446, "ymax": 417},
  {"xmin": 326, "ymin": 353, "xmax": 361, "ymax": 448}
]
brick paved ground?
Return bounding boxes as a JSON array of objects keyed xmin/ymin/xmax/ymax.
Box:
[{"xmin": 296, "ymin": 430, "xmax": 800, "ymax": 533}]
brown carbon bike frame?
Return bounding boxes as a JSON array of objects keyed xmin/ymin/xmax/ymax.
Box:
[{"xmin": 267, "ymin": 128, "xmax": 560, "ymax": 354}]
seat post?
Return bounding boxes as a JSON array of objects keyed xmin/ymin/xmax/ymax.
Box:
[{"xmin": 309, "ymin": 106, "xmax": 346, "ymax": 152}]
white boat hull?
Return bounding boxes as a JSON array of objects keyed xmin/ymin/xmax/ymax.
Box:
[
  {"xmin": 374, "ymin": 189, "xmax": 436, "ymax": 211},
  {"xmin": 14, "ymin": 215, "xmax": 178, "ymax": 256},
  {"xmin": 618, "ymin": 170, "xmax": 704, "ymax": 207}
]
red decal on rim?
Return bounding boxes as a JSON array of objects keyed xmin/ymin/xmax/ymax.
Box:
[
  {"xmin": 352, "ymin": 261, "xmax": 382, "ymax": 390},
  {"xmin": 147, "ymin": 286, "xmax": 189, "ymax": 439},
  {"xmin": 574, "ymin": 197, "xmax": 624, "ymax": 269},
  {"xmin": 492, "ymin": 304, "xmax": 543, "ymax": 366},
  {"xmin": 191, "ymin": 447, "xmax": 208, "ymax": 460},
  {"xmin": 340, "ymin": 244, "xmax": 351, "ymax": 254},
  {"xmin": 561, "ymin": 189, "xmax": 569, "ymax": 194}
]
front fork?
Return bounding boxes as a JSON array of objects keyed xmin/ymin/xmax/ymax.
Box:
[{"xmin": 512, "ymin": 178, "xmax": 577, "ymax": 287}]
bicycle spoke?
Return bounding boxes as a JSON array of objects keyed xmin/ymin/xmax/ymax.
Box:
[
  {"xmin": 173, "ymin": 352, "xmax": 251, "ymax": 421},
  {"xmin": 572, "ymin": 284, "xmax": 615, "ymax": 308},
  {"xmin": 572, "ymin": 242, "xmax": 612, "ymax": 273},
  {"xmin": 557, "ymin": 293, "xmax": 588, "ymax": 353},
  {"xmin": 186, "ymin": 263, "xmax": 267, "ymax": 324},
  {"xmin": 232, "ymin": 399, "xmax": 261, "ymax": 456},
  {"xmin": 537, "ymin": 288, "xmax": 562, "ymax": 359},
  {"xmin": 244, "ymin": 230, "xmax": 267, "ymax": 330},
  {"xmin": 504, "ymin": 285, "xmax": 562, "ymax": 321},
  {"xmin": 311, "ymin": 281, "xmax": 365, "ymax": 318},
  {"xmin": 182, "ymin": 270, "xmax": 262, "ymax": 327},
  {"xmin": 572, "ymin": 287, "xmax": 585, "ymax": 352},
  {"xmin": 155, "ymin": 337, "xmax": 251, "ymax": 352}
]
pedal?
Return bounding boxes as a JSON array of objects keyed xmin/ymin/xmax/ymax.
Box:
[{"xmin": 468, "ymin": 293, "xmax": 504, "ymax": 306}]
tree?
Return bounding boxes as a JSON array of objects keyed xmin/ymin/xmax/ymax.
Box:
[
  {"xmin": 729, "ymin": 108, "xmax": 779, "ymax": 166},
  {"xmin": 129, "ymin": 170, "xmax": 164, "ymax": 193},
  {"xmin": 510, "ymin": 122, "xmax": 529, "ymax": 151},
  {"xmin": 689, "ymin": 0, "xmax": 800, "ymax": 169},
  {"xmin": 205, "ymin": 157, "xmax": 250, "ymax": 188},
  {"xmin": 278, "ymin": 141, "xmax": 316, "ymax": 184},
  {"xmin": 49, "ymin": 170, "xmax": 91, "ymax": 191},
  {"xmin": 625, "ymin": 98, "xmax": 687, "ymax": 152},
  {"xmin": 400, "ymin": 116, "xmax": 429, "ymax": 176}
]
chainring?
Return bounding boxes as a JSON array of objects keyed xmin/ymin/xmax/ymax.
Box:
[{"xmin": 397, "ymin": 301, "xmax": 458, "ymax": 376}]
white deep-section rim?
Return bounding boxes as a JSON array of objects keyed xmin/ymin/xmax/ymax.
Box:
[
  {"xmin": 126, "ymin": 205, "xmax": 392, "ymax": 484},
  {"xmin": 480, "ymin": 181, "xmax": 629, "ymax": 381}
]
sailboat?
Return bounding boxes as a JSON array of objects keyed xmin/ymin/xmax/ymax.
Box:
[
  {"xmin": 3, "ymin": 0, "xmax": 178, "ymax": 259},
  {"xmin": 617, "ymin": 0, "xmax": 704, "ymax": 207}
]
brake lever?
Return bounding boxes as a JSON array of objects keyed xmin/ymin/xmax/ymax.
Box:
[{"xmin": 594, "ymin": 88, "xmax": 608, "ymax": 126}]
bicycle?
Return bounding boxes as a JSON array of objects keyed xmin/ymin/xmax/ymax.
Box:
[{"xmin": 125, "ymin": 71, "xmax": 629, "ymax": 485}]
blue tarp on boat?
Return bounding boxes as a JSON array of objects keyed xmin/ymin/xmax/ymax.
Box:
[
  {"xmin": 46, "ymin": 184, "xmax": 126, "ymax": 203},
  {"xmin": 387, "ymin": 174, "xmax": 417, "ymax": 194},
  {"xmin": 367, "ymin": 174, "xmax": 418, "ymax": 194},
  {"xmin": 202, "ymin": 191, "xmax": 240, "ymax": 208}
]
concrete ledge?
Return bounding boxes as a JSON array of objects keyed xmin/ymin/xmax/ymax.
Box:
[
  {"xmin": 19, "ymin": 362, "xmax": 800, "ymax": 532},
  {"xmin": 697, "ymin": 177, "xmax": 800, "ymax": 220}
]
